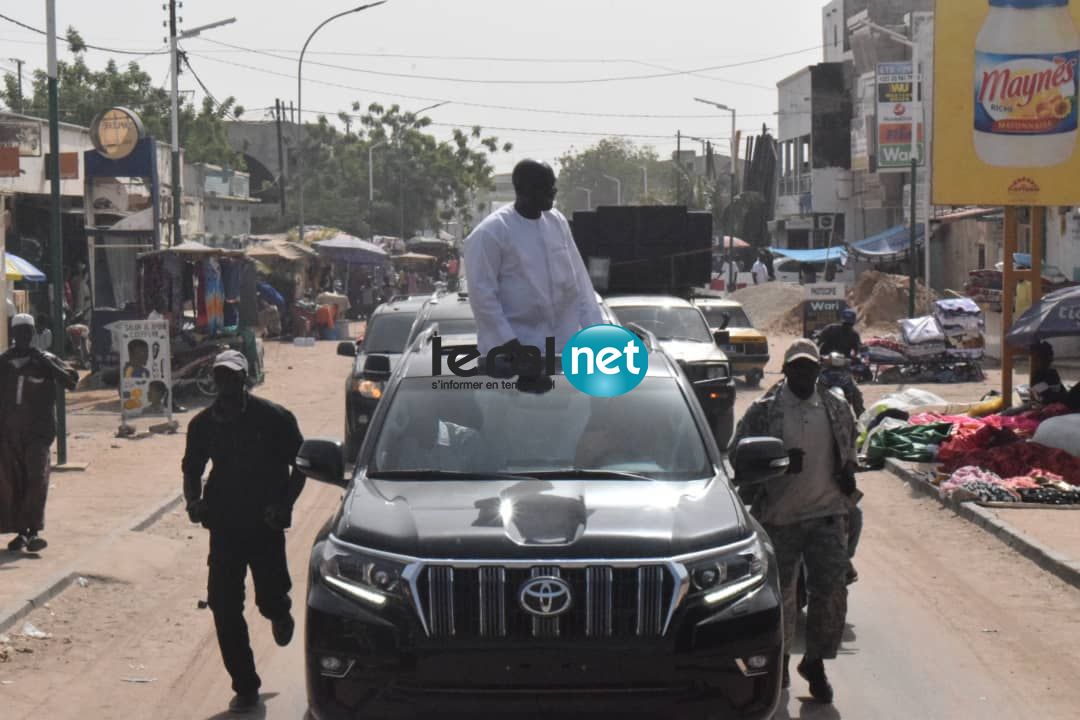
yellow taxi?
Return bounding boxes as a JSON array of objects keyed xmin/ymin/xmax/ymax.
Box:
[{"xmin": 691, "ymin": 297, "xmax": 770, "ymax": 386}]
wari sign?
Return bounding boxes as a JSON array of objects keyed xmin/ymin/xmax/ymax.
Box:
[
  {"xmin": 90, "ymin": 107, "xmax": 145, "ymax": 161},
  {"xmin": 115, "ymin": 320, "xmax": 173, "ymax": 423},
  {"xmin": 877, "ymin": 62, "xmax": 925, "ymax": 171},
  {"xmin": 933, "ymin": 1, "xmax": 1080, "ymax": 206}
]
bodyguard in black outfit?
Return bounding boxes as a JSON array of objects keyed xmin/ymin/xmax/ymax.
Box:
[{"xmin": 181, "ymin": 350, "xmax": 305, "ymax": 715}]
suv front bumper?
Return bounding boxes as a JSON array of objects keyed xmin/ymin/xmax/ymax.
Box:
[{"xmin": 306, "ymin": 572, "xmax": 781, "ymax": 720}]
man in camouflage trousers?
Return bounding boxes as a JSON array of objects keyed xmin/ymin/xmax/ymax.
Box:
[{"xmin": 733, "ymin": 339, "xmax": 858, "ymax": 704}]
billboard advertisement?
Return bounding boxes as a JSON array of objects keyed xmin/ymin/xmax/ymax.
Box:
[
  {"xmin": 934, "ymin": 0, "xmax": 1080, "ymax": 205},
  {"xmin": 877, "ymin": 62, "xmax": 926, "ymax": 171}
]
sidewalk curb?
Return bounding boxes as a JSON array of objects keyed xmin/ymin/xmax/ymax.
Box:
[
  {"xmin": 0, "ymin": 491, "xmax": 183, "ymax": 634},
  {"xmin": 884, "ymin": 459, "xmax": 1080, "ymax": 590}
]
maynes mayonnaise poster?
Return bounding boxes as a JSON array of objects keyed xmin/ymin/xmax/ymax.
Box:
[{"xmin": 934, "ymin": 0, "xmax": 1080, "ymax": 205}]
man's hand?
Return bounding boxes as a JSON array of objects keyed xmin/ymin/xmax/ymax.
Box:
[
  {"xmin": 264, "ymin": 504, "xmax": 292, "ymax": 531},
  {"xmin": 838, "ymin": 465, "xmax": 858, "ymax": 496},
  {"xmin": 488, "ymin": 339, "xmax": 524, "ymax": 379},
  {"xmin": 786, "ymin": 449, "xmax": 805, "ymax": 475},
  {"xmin": 186, "ymin": 499, "xmax": 208, "ymax": 525}
]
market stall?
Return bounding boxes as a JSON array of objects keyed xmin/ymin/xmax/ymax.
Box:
[{"xmin": 862, "ymin": 299, "xmax": 986, "ymax": 384}]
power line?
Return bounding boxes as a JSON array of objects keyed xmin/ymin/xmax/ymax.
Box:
[
  {"xmin": 187, "ymin": 52, "xmax": 781, "ymax": 122},
  {"xmin": 197, "ymin": 36, "xmax": 822, "ymax": 86},
  {"xmin": 275, "ymin": 105, "xmax": 735, "ymax": 143},
  {"xmin": 0, "ymin": 12, "xmax": 169, "ymax": 56},
  {"xmin": 181, "ymin": 54, "xmax": 240, "ymax": 120}
]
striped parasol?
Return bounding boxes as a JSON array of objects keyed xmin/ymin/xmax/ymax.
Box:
[{"xmin": 4, "ymin": 252, "xmax": 47, "ymax": 281}]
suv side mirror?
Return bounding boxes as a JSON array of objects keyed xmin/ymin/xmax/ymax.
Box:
[
  {"xmin": 714, "ymin": 330, "xmax": 731, "ymax": 347},
  {"xmin": 337, "ymin": 341, "xmax": 357, "ymax": 358},
  {"xmin": 733, "ymin": 437, "xmax": 789, "ymax": 485},
  {"xmin": 296, "ymin": 439, "xmax": 347, "ymax": 488}
]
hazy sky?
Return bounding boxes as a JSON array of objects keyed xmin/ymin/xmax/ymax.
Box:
[{"xmin": 1, "ymin": 0, "xmax": 824, "ymax": 171}]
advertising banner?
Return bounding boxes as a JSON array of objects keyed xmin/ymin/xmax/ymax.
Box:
[
  {"xmin": 934, "ymin": 0, "xmax": 1080, "ymax": 205},
  {"xmin": 116, "ymin": 320, "xmax": 173, "ymax": 421},
  {"xmin": 877, "ymin": 62, "xmax": 925, "ymax": 171}
]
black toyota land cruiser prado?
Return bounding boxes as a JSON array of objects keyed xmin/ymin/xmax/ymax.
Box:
[{"xmin": 297, "ymin": 327, "xmax": 788, "ymax": 719}]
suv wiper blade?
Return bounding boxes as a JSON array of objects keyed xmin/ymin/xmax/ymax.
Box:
[
  {"xmin": 367, "ymin": 470, "xmax": 528, "ymax": 481},
  {"xmin": 661, "ymin": 336, "xmax": 709, "ymax": 343},
  {"xmin": 514, "ymin": 469, "xmax": 656, "ymax": 481}
]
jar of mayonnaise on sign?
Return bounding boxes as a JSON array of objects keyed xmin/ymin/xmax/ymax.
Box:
[{"xmin": 975, "ymin": 0, "xmax": 1080, "ymax": 167}]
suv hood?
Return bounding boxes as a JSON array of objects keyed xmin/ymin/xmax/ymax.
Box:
[
  {"xmin": 657, "ymin": 339, "xmax": 729, "ymax": 364},
  {"xmin": 335, "ymin": 475, "xmax": 749, "ymax": 559}
]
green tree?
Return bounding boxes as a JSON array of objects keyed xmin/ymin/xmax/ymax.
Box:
[
  {"xmin": 1, "ymin": 28, "xmax": 244, "ymax": 168},
  {"xmin": 275, "ymin": 103, "xmax": 511, "ymax": 238},
  {"xmin": 555, "ymin": 138, "xmax": 676, "ymax": 214}
]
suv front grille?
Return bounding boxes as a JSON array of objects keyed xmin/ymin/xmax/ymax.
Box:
[
  {"xmin": 416, "ymin": 564, "xmax": 677, "ymax": 641},
  {"xmin": 678, "ymin": 360, "xmax": 729, "ymax": 381}
]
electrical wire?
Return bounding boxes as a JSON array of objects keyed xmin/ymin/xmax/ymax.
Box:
[
  {"xmin": 0, "ymin": 12, "xmax": 170, "ymax": 56},
  {"xmin": 181, "ymin": 53, "xmax": 240, "ymax": 120},
  {"xmin": 187, "ymin": 52, "xmax": 782, "ymax": 122},
  {"xmin": 197, "ymin": 36, "xmax": 822, "ymax": 86}
]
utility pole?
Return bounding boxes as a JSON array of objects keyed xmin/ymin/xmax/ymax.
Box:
[
  {"xmin": 274, "ymin": 99, "xmax": 287, "ymax": 216},
  {"xmin": 640, "ymin": 165, "xmax": 649, "ymax": 196},
  {"xmin": 168, "ymin": 0, "xmax": 181, "ymax": 247},
  {"xmin": 676, "ymin": 131, "xmax": 682, "ymax": 205},
  {"xmin": 45, "ymin": 0, "xmax": 67, "ymax": 463},
  {"xmin": 9, "ymin": 58, "xmax": 24, "ymax": 112}
]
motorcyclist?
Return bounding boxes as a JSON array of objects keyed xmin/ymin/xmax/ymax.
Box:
[{"xmin": 817, "ymin": 309, "xmax": 861, "ymax": 360}]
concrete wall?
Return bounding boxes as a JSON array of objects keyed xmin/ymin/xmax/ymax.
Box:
[
  {"xmin": 811, "ymin": 167, "xmax": 853, "ymax": 215},
  {"xmin": 778, "ymin": 70, "xmax": 813, "ymax": 141},
  {"xmin": 0, "ymin": 116, "xmax": 92, "ymax": 198}
]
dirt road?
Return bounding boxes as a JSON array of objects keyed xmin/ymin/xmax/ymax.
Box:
[{"xmin": 2, "ymin": 339, "xmax": 1079, "ymax": 719}]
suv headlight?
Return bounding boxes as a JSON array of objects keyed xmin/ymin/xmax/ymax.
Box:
[
  {"xmin": 685, "ymin": 534, "xmax": 769, "ymax": 606},
  {"xmin": 350, "ymin": 378, "xmax": 384, "ymax": 399},
  {"xmin": 318, "ymin": 541, "xmax": 408, "ymax": 607},
  {"xmin": 703, "ymin": 364, "xmax": 729, "ymax": 380}
]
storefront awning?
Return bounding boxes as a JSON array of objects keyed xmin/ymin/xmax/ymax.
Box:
[
  {"xmin": 849, "ymin": 224, "xmax": 925, "ymax": 260},
  {"xmin": 769, "ymin": 246, "xmax": 848, "ymax": 264}
]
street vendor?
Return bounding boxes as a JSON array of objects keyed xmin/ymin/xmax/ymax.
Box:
[{"xmin": 1029, "ymin": 341, "xmax": 1068, "ymax": 406}]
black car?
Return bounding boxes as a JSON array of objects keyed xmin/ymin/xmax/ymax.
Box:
[
  {"xmin": 404, "ymin": 292, "xmax": 479, "ymax": 349},
  {"xmin": 298, "ymin": 328, "xmax": 787, "ymax": 720},
  {"xmin": 337, "ymin": 296, "xmax": 428, "ymax": 459},
  {"xmin": 605, "ymin": 296, "xmax": 737, "ymax": 449}
]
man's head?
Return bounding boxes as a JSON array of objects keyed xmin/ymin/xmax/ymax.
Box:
[
  {"xmin": 11, "ymin": 313, "xmax": 35, "ymax": 350},
  {"xmin": 512, "ymin": 160, "xmax": 557, "ymax": 216},
  {"xmin": 1031, "ymin": 340, "xmax": 1054, "ymax": 372},
  {"xmin": 840, "ymin": 308, "xmax": 857, "ymax": 326},
  {"xmin": 128, "ymin": 339, "xmax": 149, "ymax": 367},
  {"xmin": 783, "ymin": 339, "xmax": 821, "ymax": 400},
  {"xmin": 212, "ymin": 350, "xmax": 248, "ymax": 402}
]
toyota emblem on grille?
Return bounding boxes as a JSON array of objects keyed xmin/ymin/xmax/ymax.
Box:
[{"xmin": 518, "ymin": 576, "xmax": 573, "ymax": 617}]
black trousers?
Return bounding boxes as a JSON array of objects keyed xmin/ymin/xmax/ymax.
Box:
[{"xmin": 206, "ymin": 526, "xmax": 292, "ymax": 695}]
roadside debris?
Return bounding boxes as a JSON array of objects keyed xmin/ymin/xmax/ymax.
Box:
[{"xmin": 20, "ymin": 622, "xmax": 50, "ymax": 639}]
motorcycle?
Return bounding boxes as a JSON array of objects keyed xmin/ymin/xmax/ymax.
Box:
[{"xmin": 821, "ymin": 352, "xmax": 866, "ymax": 417}]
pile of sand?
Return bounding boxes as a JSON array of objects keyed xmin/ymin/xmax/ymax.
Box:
[
  {"xmin": 730, "ymin": 282, "xmax": 807, "ymax": 332},
  {"xmin": 849, "ymin": 271, "xmax": 937, "ymax": 332}
]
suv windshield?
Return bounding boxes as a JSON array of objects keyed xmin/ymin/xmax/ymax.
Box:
[
  {"xmin": 700, "ymin": 306, "xmax": 752, "ymax": 329},
  {"xmin": 369, "ymin": 377, "xmax": 712, "ymax": 480},
  {"xmin": 613, "ymin": 306, "xmax": 713, "ymax": 343},
  {"xmin": 363, "ymin": 313, "xmax": 418, "ymax": 353}
]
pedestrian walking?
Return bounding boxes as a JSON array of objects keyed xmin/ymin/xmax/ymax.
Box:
[
  {"xmin": 464, "ymin": 159, "xmax": 603, "ymax": 363},
  {"xmin": 732, "ymin": 339, "xmax": 858, "ymax": 704},
  {"xmin": 181, "ymin": 350, "xmax": 306, "ymax": 715},
  {"xmin": 752, "ymin": 253, "xmax": 770, "ymax": 285},
  {"xmin": 0, "ymin": 314, "xmax": 78, "ymax": 553}
]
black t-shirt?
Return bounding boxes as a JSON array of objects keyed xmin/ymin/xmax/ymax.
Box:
[
  {"xmin": 1031, "ymin": 367, "xmax": 1067, "ymax": 406},
  {"xmin": 817, "ymin": 323, "xmax": 861, "ymax": 359},
  {"xmin": 182, "ymin": 395, "xmax": 304, "ymax": 529}
]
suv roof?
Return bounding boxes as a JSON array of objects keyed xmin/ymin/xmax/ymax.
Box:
[
  {"xmin": 605, "ymin": 295, "xmax": 695, "ymax": 309},
  {"xmin": 371, "ymin": 296, "xmax": 428, "ymax": 317},
  {"xmin": 692, "ymin": 298, "xmax": 743, "ymax": 309},
  {"xmin": 416, "ymin": 293, "xmax": 474, "ymax": 321}
]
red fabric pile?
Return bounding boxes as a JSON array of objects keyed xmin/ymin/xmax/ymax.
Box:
[{"xmin": 939, "ymin": 442, "xmax": 1080, "ymax": 484}]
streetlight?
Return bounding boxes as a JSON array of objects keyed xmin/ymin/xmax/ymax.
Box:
[
  {"xmin": 851, "ymin": 18, "xmax": 925, "ymax": 314},
  {"xmin": 640, "ymin": 165, "xmax": 649, "ymax": 196},
  {"xmin": 695, "ymin": 97, "xmax": 738, "ymax": 293},
  {"xmin": 601, "ymin": 174, "xmax": 622, "ymax": 206},
  {"xmin": 575, "ymin": 187, "xmax": 592, "ymax": 211},
  {"xmin": 170, "ymin": 13, "xmax": 236, "ymax": 246},
  {"xmin": 297, "ymin": 2, "xmax": 388, "ymax": 245}
]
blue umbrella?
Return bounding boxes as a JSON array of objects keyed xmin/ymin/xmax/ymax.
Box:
[{"xmin": 1006, "ymin": 285, "xmax": 1080, "ymax": 347}]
